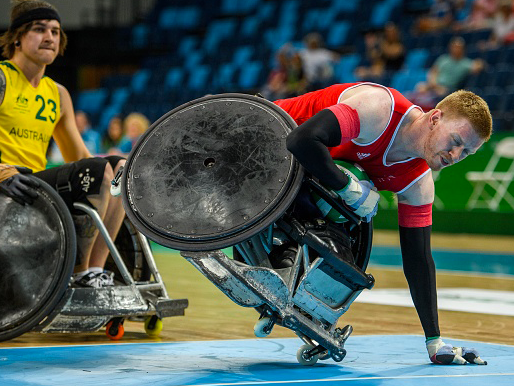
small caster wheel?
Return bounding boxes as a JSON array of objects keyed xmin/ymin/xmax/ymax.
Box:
[
  {"xmin": 144, "ymin": 315, "xmax": 163, "ymax": 338},
  {"xmin": 254, "ymin": 317, "xmax": 274, "ymax": 338},
  {"xmin": 106, "ymin": 318, "xmax": 124, "ymax": 340},
  {"xmin": 296, "ymin": 344, "xmax": 319, "ymax": 366}
]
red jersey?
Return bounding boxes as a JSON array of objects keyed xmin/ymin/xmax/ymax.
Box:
[{"xmin": 274, "ymin": 83, "xmax": 431, "ymax": 194}]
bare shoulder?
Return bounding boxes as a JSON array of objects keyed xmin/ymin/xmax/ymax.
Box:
[
  {"xmin": 55, "ymin": 82, "xmax": 73, "ymax": 117},
  {"xmin": 0, "ymin": 67, "xmax": 6, "ymax": 106},
  {"xmin": 340, "ymin": 85, "xmax": 393, "ymax": 143},
  {"xmin": 397, "ymin": 170, "xmax": 435, "ymax": 206}
]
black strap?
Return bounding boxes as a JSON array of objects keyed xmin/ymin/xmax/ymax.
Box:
[{"xmin": 55, "ymin": 163, "xmax": 74, "ymax": 205}]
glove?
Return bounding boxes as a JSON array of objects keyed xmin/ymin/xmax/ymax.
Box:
[
  {"xmin": 426, "ymin": 338, "xmax": 487, "ymax": 365},
  {"xmin": 0, "ymin": 164, "xmax": 39, "ymax": 205},
  {"xmin": 336, "ymin": 178, "xmax": 380, "ymax": 222}
]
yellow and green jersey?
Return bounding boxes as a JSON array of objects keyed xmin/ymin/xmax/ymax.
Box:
[{"xmin": 0, "ymin": 60, "xmax": 60, "ymax": 172}]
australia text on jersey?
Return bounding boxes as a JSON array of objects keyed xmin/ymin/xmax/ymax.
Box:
[{"xmin": 9, "ymin": 127, "xmax": 51, "ymax": 143}]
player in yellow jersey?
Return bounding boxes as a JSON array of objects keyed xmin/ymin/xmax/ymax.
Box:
[{"xmin": 0, "ymin": 0, "xmax": 126, "ymax": 288}]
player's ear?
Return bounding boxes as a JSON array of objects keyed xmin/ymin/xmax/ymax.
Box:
[{"xmin": 428, "ymin": 109, "xmax": 441, "ymax": 128}]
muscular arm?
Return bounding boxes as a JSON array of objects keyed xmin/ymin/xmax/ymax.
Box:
[
  {"xmin": 397, "ymin": 172, "xmax": 440, "ymax": 338},
  {"xmin": 52, "ymin": 83, "xmax": 92, "ymax": 162},
  {"xmin": 286, "ymin": 109, "xmax": 350, "ymax": 190}
]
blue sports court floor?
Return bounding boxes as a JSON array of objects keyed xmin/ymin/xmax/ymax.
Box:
[{"xmin": 1, "ymin": 335, "xmax": 513, "ymax": 386}]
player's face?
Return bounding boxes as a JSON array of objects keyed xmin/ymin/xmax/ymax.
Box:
[
  {"xmin": 20, "ymin": 20, "xmax": 61, "ymax": 65},
  {"xmin": 425, "ymin": 114, "xmax": 484, "ymax": 171}
]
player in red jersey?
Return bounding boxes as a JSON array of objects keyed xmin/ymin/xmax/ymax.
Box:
[{"xmin": 275, "ymin": 82, "xmax": 492, "ymax": 365}]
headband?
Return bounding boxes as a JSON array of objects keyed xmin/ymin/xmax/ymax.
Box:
[{"xmin": 9, "ymin": 7, "xmax": 61, "ymax": 32}]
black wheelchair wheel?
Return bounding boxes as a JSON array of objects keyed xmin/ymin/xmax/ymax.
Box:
[
  {"xmin": 104, "ymin": 218, "xmax": 151, "ymax": 282},
  {"xmin": 0, "ymin": 176, "xmax": 76, "ymax": 341},
  {"xmin": 122, "ymin": 93, "xmax": 304, "ymax": 251}
]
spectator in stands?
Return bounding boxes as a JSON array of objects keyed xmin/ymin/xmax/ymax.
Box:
[
  {"xmin": 456, "ymin": 0, "xmax": 498, "ymax": 30},
  {"xmin": 355, "ymin": 23, "xmax": 405, "ymax": 82},
  {"xmin": 102, "ymin": 115, "xmax": 123, "ymax": 154},
  {"xmin": 299, "ymin": 32, "xmax": 339, "ymax": 91},
  {"xmin": 261, "ymin": 46, "xmax": 290, "ymax": 100},
  {"xmin": 117, "ymin": 112, "xmax": 150, "ymax": 155},
  {"xmin": 262, "ymin": 45, "xmax": 307, "ymax": 100},
  {"xmin": 75, "ymin": 111, "xmax": 101, "ymax": 155},
  {"xmin": 488, "ymin": 0, "xmax": 514, "ymax": 46},
  {"xmin": 415, "ymin": 0, "xmax": 456, "ymax": 34},
  {"xmin": 410, "ymin": 37, "xmax": 485, "ymax": 109}
]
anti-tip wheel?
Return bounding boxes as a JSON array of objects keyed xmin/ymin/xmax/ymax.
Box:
[
  {"xmin": 296, "ymin": 344, "xmax": 319, "ymax": 366},
  {"xmin": 254, "ymin": 317, "xmax": 274, "ymax": 338},
  {"xmin": 144, "ymin": 315, "xmax": 163, "ymax": 338},
  {"xmin": 106, "ymin": 319, "xmax": 125, "ymax": 340}
]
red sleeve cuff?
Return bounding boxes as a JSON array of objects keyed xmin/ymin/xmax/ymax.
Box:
[
  {"xmin": 398, "ymin": 203, "xmax": 433, "ymax": 227},
  {"xmin": 326, "ymin": 104, "xmax": 360, "ymax": 145}
]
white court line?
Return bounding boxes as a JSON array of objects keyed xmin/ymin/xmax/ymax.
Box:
[
  {"xmin": 193, "ymin": 373, "xmax": 514, "ymax": 386},
  {"xmin": 1, "ymin": 335, "xmax": 513, "ymax": 350}
]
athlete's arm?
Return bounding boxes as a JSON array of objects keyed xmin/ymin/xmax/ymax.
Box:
[
  {"xmin": 286, "ymin": 87, "xmax": 392, "ymax": 190},
  {"xmin": 52, "ymin": 83, "xmax": 92, "ymax": 162},
  {"xmin": 286, "ymin": 109, "xmax": 350, "ymax": 190},
  {"xmin": 396, "ymin": 172, "xmax": 440, "ymax": 338},
  {"xmin": 0, "ymin": 67, "xmax": 6, "ymax": 107}
]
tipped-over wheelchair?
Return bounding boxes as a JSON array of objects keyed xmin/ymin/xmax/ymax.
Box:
[
  {"xmin": 0, "ymin": 175, "xmax": 188, "ymax": 343},
  {"xmin": 120, "ymin": 93, "xmax": 375, "ymax": 366}
]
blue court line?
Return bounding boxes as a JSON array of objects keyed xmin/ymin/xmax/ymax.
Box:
[
  {"xmin": 1, "ymin": 336, "xmax": 513, "ymax": 386},
  {"xmin": 370, "ymin": 246, "xmax": 514, "ymax": 276},
  {"xmin": 151, "ymin": 243, "xmax": 514, "ymax": 277}
]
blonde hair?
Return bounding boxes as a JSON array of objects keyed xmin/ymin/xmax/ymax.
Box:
[
  {"xmin": 124, "ymin": 112, "xmax": 150, "ymax": 136},
  {"xmin": 0, "ymin": 0, "xmax": 67, "ymax": 59},
  {"xmin": 435, "ymin": 90, "xmax": 492, "ymax": 141}
]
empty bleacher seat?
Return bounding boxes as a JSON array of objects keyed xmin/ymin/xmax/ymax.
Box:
[
  {"xmin": 403, "ymin": 48, "xmax": 430, "ymax": 70},
  {"xmin": 130, "ymin": 69, "xmax": 151, "ymax": 94},
  {"xmin": 76, "ymin": 88, "xmax": 108, "ymax": 117},
  {"xmin": 326, "ymin": 21, "xmax": 350, "ymax": 48},
  {"xmin": 165, "ymin": 68, "xmax": 185, "ymax": 89},
  {"xmin": 238, "ymin": 62, "xmax": 263, "ymax": 89}
]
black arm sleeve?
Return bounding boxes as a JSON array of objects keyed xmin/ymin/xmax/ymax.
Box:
[
  {"xmin": 399, "ymin": 225, "xmax": 440, "ymax": 338},
  {"xmin": 286, "ymin": 109, "xmax": 349, "ymax": 191}
]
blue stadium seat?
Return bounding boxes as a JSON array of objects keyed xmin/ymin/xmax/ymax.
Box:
[
  {"xmin": 238, "ymin": 62, "xmax": 263, "ymax": 89},
  {"xmin": 75, "ymin": 88, "xmax": 108, "ymax": 117},
  {"xmin": 403, "ymin": 48, "xmax": 429, "ymax": 70},
  {"xmin": 370, "ymin": 0, "xmax": 401, "ymax": 27},
  {"xmin": 391, "ymin": 69, "xmax": 427, "ymax": 94},
  {"xmin": 331, "ymin": 0, "xmax": 360, "ymax": 13},
  {"xmin": 178, "ymin": 37, "xmax": 198, "ymax": 57},
  {"xmin": 131, "ymin": 24, "xmax": 149, "ymax": 49},
  {"xmin": 110, "ymin": 87, "xmax": 130, "ymax": 108},
  {"xmin": 333, "ymin": 54, "xmax": 360, "ymax": 83},
  {"xmin": 158, "ymin": 6, "xmax": 200, "ymax": 30},
  {"xmin": 221, "ymin": 0, "xmax": 259, "ymax": 15},
  {"xmin": 214, "ymin": 63, "xmax": 237, "ymax": 91},
  {"xmin": 165, "ymin": 68, "xmax": 185, "ymax": 89},
  {"xmin": 232, "ymin": 46, "xmax": 255, "ymax": 67},
  {"xmin": 202, "ymin": 20, "xmax": 237, "ymax": 53},
  {"xmin": 188, "ymin": 65, "xmax": 211, "ymax": 90},
  {"xmin": 326, "ymin": 21, "xmax": 350, "ymax": 48},
  {"xmin": 131, "ymin": 69, "xmax": 151, "ymax": 94}
]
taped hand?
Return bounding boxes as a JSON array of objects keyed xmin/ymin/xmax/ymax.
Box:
[
  {"xmin": 336, "ymin": 179, "xmax": 380, "ymax": 222},
  {"xmin": 426, "ymin": 338, "xmax": 487, "ymax": 365},
  {"xmin": 0, "ymin": 164, "xmax": 39, "ymax": 205}
]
